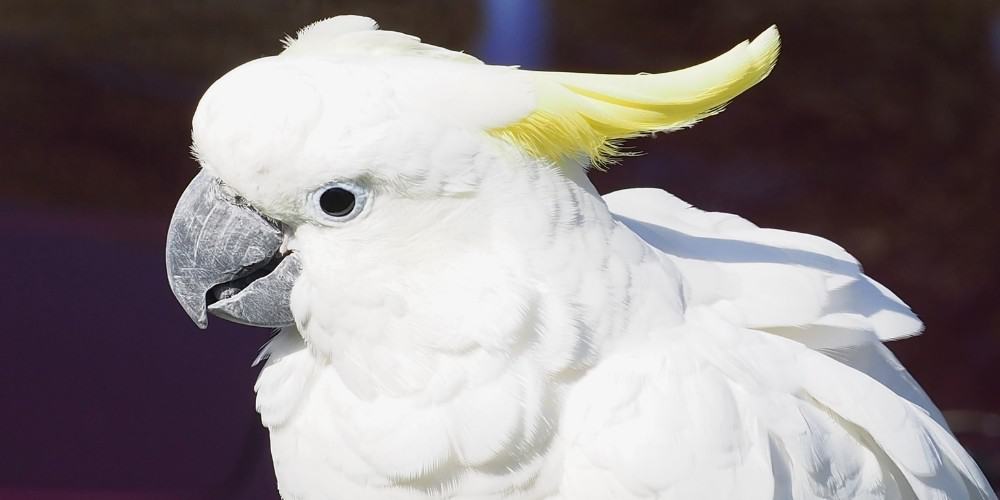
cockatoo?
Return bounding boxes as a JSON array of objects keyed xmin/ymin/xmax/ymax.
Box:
[{"xmin": 165, "ymin": 16, "xmax": 995, "ymax": 500}]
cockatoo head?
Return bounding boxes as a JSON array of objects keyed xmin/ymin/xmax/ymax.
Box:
[{"xmin": 166, "ymin": 16, "xmax": 778, "ymax": 364}]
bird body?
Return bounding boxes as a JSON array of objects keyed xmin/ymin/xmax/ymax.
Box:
[{"xmin": 166, "ymin": 16, "xmax": 995, "ymax": 500}]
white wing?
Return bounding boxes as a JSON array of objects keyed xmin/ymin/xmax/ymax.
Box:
[
  {"xmin": 603, "ymin": 188, "xmax": 922, "ymax": 342},
  {"xmin": 558, "ymin": 311, "xmax": 994, "ymax": 500},
  {"xmin": 554, "ymin": 187, "xmax": 995, "ymax": 499},
  {"xmin": 603, "ymin": 188, "xmax": 944, "ymax": 422}
]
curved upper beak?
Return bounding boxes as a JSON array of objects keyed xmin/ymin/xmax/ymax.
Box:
[{"xmin": 165, "ymin": 170, "xmax": 301, "ymax": 329}]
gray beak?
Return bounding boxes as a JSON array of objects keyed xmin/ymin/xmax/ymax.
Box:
[{"xmin": 165, "ymin": 171, "xmax": 301, "ymax": 329}]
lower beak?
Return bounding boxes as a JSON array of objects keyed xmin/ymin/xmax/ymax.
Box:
[{"xmin": 165, "ymin": 171, "xmax": 301, "ymax": 329}]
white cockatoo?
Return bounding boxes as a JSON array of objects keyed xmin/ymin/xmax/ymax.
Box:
[{"xmin": 165, "ymin": 16, "xmax": 995, "ymax": 500}]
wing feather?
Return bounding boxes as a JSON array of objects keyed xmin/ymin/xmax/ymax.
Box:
[
  {"xmin": 603, "ymin": 187, "xmax": 923, "ymax": 342},
  {"xmin": 560, "ymin": 312, "xmax": 994, "ymax": 499},
  {"xmin": 577, "ymin": 188, "xmax": 995, "ymax": 499}
]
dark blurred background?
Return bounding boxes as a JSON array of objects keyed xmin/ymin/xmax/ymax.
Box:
[{"xmin": 1, "ymin": 1, "xmax": 998, "ymax": 498}]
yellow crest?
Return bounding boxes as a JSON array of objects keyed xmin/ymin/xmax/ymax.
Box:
[{"xmin": 490, "ymin": 26, "xmax": 780, "ymax": 168}]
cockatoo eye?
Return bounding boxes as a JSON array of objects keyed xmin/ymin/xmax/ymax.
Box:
[
  {"xmin": 320, "ymin": 188, "xmax": 355, "ymax": 216},
  {"xmin": 309, "ymin": 180, "xmax": 368, "ymax": 223}
]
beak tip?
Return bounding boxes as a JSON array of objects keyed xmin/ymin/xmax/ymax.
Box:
[
  {"xmin": 182, "ymin": 304, "xmax": 210, "ymax": 330},
  {"xmin": 168, "ymin": 279, "xmax": 211, "ymax": 330}
]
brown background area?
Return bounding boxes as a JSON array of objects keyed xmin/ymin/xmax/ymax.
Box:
[{"xmin": 1, "ymin": 1, "xmax": 997, "ymax": 498}]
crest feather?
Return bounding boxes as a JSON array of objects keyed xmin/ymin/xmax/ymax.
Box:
[
  {"xmin": 281, "ymin": 15, "xmax": 481, "ymax": 64},
  {"xmin": 490, "ymin": 26, "xmax": 780, "ymax": 167}
]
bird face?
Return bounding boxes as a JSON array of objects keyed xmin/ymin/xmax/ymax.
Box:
[{"xmin": 165, "ymin": 55, "xmax": 539, "ymax": 339}]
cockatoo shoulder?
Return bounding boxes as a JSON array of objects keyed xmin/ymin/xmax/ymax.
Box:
[
  {"xmin": 553, "ymin": 188, "xmax": 995, "ymax": 499},
  {"xmin": 557, "ymin": 311, "xmax": 993, "ymax": 499}
]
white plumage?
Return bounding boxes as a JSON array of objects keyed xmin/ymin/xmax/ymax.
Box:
[{"xmin": 187, "ymin": 16, "xmax": 995, "ymax": 500}]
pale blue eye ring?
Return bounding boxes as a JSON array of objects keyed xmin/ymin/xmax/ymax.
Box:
[{"xmin": 308, "ymin": 180, "xmax": 368, "ymax": 223}]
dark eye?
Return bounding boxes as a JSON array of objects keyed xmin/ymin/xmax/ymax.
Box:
[
  {"xmin": 309, "ymin": 180, "xmax": 368, "ymax": 223},
  {"xmin": 319, "ymin": 187, "xmax": 355, "ymax": 217}
]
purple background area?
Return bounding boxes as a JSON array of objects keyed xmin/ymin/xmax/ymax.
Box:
[
  {"xmin": 0, "ymin": 207, "xmax": 278, "ymax": 499},
  {"xmin": 1, "ymin": 1, "xmax": 998, "ymax": 498}
]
